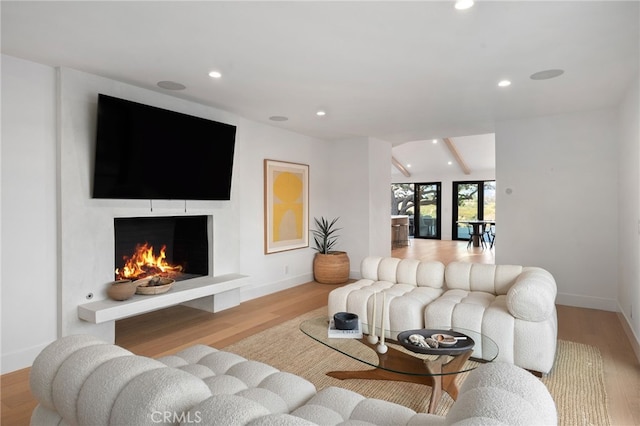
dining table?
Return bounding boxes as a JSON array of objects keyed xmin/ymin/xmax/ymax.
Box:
[{"xmin": 457, "ymin": 220, "xmax": 495, "ymax": 247}]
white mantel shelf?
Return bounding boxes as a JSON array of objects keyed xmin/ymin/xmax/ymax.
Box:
[{"xmin": 78, "ymin": 273, "xmax": 248, "ymax": 324}]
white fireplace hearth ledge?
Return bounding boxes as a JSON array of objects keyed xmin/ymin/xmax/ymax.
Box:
[{"xmin": 78, "ymin": 273, "xmax": 249, "ymax": 324}]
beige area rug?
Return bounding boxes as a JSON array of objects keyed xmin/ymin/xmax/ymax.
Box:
[{"xmin": 223, "ymin": 307, "xmax": 610, "ymax": 425}]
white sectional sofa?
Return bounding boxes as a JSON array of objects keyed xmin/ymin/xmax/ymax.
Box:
[
  {"xmin": 30, "ymin": 334, "xmax": 557, "ymax": 425},
  {"xmin": 328, "ymin": 257, "xmax": 558, "ymax": 374}
]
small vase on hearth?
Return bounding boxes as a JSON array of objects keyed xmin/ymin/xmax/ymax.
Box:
[{"xmin": 106, "ymin": 279, "xmax": 136, "ymax": 301}]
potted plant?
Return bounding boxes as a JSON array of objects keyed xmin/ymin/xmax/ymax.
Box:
[{"xmin": 311, "ymin": 217, "xmax": 350, "ymax": 284}]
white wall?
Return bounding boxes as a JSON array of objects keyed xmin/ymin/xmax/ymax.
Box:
[
  {"xmin": 235, "ymin": 116, "xmax": 330, "ymax": 300},
  {"xmin": 1, "ymin": 56, "xmax": 58, "ymax": 372},
  {"xmin": 495, "ymin": 109, "xmax": 619, "ymax": 311},
  {"xmin": 393, "ymin": 169, "xmax": 496, "ymax": 240},
  {"xmin": 368, "ymin": 138, "xmax": 394, "ymax": 257},
  {"xmin": 326, "ymin": 137, "xmax": 392, "ymax": 277},
  {"xmin": 617, "ymin": 74, "xmax": 640, "ymax": 348},
  {"xmin": 1, "ymin": 56, "xmax": 355, "ymax": 372}
]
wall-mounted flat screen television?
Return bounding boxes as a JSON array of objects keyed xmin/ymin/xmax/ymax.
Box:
[{"xmin": 92, "ymin": 94, "xmax": 236, "ymax": 200}]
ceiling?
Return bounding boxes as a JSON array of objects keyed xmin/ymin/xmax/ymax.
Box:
[
  {"xmin": 391, "ymin": 133, "xmax": 496, "ymax": 179},
  {"xmin": 2, "ymin": 1, "xmax": 638, "ymax": 176}
]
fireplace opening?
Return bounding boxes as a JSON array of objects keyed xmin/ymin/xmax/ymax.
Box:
[{"xmin": 114, "ymin": 216, "xmax": 209, "ymax": 282}]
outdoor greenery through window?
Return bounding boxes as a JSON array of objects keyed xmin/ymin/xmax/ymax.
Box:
[
  {"xmin": 392, "ymin": 181, "xmax": 495, "ymax": 241},
  {"xmin": 392, "ymin": 183, "xmax": 441, "ymax": 239},
  {"xmin": 453, "ymin": 181, "xmax": 496, "ymax": 240},
  {"xmin": 391, "ymin": 183, "xmax": 415, "ymax": 217}
]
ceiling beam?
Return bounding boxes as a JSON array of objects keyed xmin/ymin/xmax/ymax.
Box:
[
  {"xmin": 391, "ymin": 156, "xmax": 411, "ymax": 177},
  {"xmin": 443, "ymin": 137, "xmax": 471, "ymax": 175}
]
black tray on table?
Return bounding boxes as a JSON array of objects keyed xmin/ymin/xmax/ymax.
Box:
[{"xmin": 397, "ymin": 329, "xmax": 475, "ymax": 356}]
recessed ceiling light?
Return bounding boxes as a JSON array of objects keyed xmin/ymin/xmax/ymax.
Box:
[
  {"xmin": 498, "ymin": 80, "xmax": 512, "ymax": 87},
  {"xmin": 448, "ymin": 161, "xmax": 453, "ymax": 165},
  {"xmin": 316, "ymin": 110, "xmax": 326, "ymax": 117},
  {"xmin": 157, "ymin": 81, "xmax": 186, "ymax": 90},
  {"xmin": 455, "ymin": 0, "xmax": 474, "ymax": 10},
  {"xmin": 269, "ymin": 116, "xmax": 288, "ymax": 122},
  {"xmin": 407, "ymin": 164, "xmax": 412, "ymax": 168},
  {"xmin": 432, "ymin": 139, "xmax": 438, "ymax": 144},
  {"xmin": 530, "ymin": 69, "xmax": 565, "ymax": 80},
  {"xmin": 208, "ymin": 71, "xmax": 222, "ymax": 79}
]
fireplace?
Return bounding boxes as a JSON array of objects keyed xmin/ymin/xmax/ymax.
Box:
[
  {"xmin": 78, "ymin": 213, "xmax": 246, "ymax": 326},
  {"xmin": 114, "ymin": 216, "xmax": 209, "ymax": 282}
]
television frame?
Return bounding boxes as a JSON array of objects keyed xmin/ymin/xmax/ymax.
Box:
[{"xmin": 92, "ymin": 94, "xmax": 236, "ymax": 201}]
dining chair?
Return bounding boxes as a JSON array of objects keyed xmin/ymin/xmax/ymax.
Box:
[
  {"xmin": 467, "ymin": 224, "xmax": 486, "ymax": 249},
  {"xmin": 486, "ymin": 224, "xmax": 496, "ymax": 248}
]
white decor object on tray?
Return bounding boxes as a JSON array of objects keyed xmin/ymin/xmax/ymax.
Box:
[
  {"xmin": 367, "ymin": 291, "xmax": 379, "ymax": 344},
  {"xmin": 376, "ymin": 291, "xmax": 388, "ymax": 354}
]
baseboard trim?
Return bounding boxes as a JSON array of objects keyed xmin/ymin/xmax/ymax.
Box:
[
  {"xmin": 1, "ymin": 341, "xmax": 50, "ymax": 374},
  {"xmin": 617, "ymin": 308, "xmax": 640, "ymax": 364},
  {"xmin": 240, "ymin": 273, "xmax": 314, "ymax": 302},
  {"xmin": 555, "ymin": 292, "xmax": 618, "ymax": 312}
]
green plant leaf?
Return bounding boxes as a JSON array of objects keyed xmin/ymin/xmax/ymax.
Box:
[{"xmin": 311, "ymin": 216, "xmax": 341, "ymax": 254}]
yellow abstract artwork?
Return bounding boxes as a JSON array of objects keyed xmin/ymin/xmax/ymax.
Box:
[
  {"xmin": 273, "ymin": 171, "xmax": 304, "ymax": 241},
  {"xmin": 264, "ymin": 160, "xmax": 309, "ymax": 254}
]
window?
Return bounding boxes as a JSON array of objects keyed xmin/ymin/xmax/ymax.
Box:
[
  {"xmin": 453, "ymin": 180, "xmax": 496, "ymax": 240},
  {"xmin": 392, "ymin": 182, "xmax": 441, "ymax": 239}
]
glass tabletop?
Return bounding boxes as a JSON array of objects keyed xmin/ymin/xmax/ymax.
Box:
[{"xmin": 299, "ymin": 317, "xmax": 499, "ymax": 377}]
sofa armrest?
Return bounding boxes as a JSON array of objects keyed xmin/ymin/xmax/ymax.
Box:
[
  {"xmin": 361, "ymin": 256, "xmax": 383, "ymax": 280},
  {"xmin": 506, "ymin": 268, "xmax": 557, "ymax": 322},
  {"xmin": 445, "ymin": 362, "xmax": 557, "ymax": 425}
]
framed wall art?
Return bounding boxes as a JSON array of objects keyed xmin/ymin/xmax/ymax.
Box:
[{"xmin": 264, "ymin": 159, "xmax": 309, "ymax": 254}]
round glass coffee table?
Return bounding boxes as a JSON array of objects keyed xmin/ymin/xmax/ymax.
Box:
[{"xmin": 300, "ymin": 317, "xmax": 499, "ymax": 413}]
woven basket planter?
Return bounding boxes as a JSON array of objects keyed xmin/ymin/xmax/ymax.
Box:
[{"xmin": 313, "ymin": 251, "xmax": 350, "ymax": 284}]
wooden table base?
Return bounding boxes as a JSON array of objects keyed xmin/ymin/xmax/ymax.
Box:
[{"xmin": 325, "ymin": 338, "xmax": 473, "ymax": 414}]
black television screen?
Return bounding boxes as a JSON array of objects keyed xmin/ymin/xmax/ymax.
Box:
[{"xmin": 92, "ymin": 94, "xmax": 236, "ymax": 200}]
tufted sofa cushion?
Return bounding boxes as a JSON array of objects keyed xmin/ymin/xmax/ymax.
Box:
[
  {"xmin": 329, "ymin": 257, "xmax": 558, "ymax": 374},
  {"xmin": 187, "ymin": 386, "xmax": 443, "ymax": 426},
  {"xmin": 157, "ymin": 344, "xmax": 318, "ymax": 413},
  {"xmin": 445, "ymin": 362, "xmax": 557, "ymax": 425},
  {"xmin": 328, "ymin": 257, "xmax": 446, "ymax": 337},
  {"xmin": 30, "ymin": 335, "xmax": 556, "ymax": 425},
  {"xmin": 77, "ymin": 355, "xmax": 167, "ymax": 424},
  {"xmin": 52, "ymin": 343, "xmax": 134, "ymax": 424},
  {"xmin": 29, "ymin": 333, "xmax": 105, "ymax": 410},
  {"xmin": 444, "ymin": 262, "xmax": 523, "ymax": 295},
  {"xmin": 426, "ymin": 262, "xmax": 558, "ymax": 373},
  {"xmin": 360, "ymin": 256, "xmax": 445, "ymax": 289}
]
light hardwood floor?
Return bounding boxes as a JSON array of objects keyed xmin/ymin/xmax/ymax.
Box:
[{"xmin": 2, "ymin": 240, "xmax": 639, "ymax": 425}]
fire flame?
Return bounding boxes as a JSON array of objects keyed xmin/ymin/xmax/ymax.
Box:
[{"xmin": 115, "ymin": 242, "xmax": 183, "ymax": 280}]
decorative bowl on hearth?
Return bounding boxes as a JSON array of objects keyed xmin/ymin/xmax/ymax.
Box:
[
  {"xmin": 106, "ymin": 279, "xmax": 136, "ymax": 301},
  {"xmin": 133, "ymin": 276, "xmax": 175, "ymax": 295}
]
